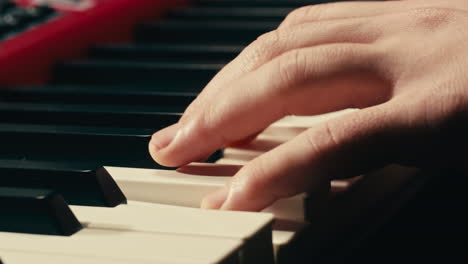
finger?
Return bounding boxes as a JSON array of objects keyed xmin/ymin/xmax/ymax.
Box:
[
  {"xmin": 150, "ymin": 43, "xmax": 390, "ymax": 167},
  {"xmin": 204, "ymin": 102, "xmax": 412, "ymax": 211}
]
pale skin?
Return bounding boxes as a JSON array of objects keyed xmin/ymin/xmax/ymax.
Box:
[{"xmin": 149, "ymin": 0, "xmax": 468, "ymax": 211}]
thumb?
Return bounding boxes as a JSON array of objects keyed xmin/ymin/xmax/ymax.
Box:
[{"xmin": 202, "ymin": 102, "xmax": 413, "ymax": 211}]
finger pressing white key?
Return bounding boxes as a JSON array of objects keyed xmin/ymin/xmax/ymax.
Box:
[{"xmin": 106, "ymin": 164, "xmax": 308, "ymax": 222}]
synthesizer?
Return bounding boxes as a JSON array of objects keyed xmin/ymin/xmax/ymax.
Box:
[{"xmin": 0, "ymin": 0, "xmax": 441, "ymax": 263}]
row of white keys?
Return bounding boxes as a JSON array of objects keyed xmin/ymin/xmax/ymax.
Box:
[
  {"xmin": 1, "ymin": 194, "xmax": 280, "ymax": 264},
  {"xmin": 72, "ymin": 201, "xmax": 275, "ymax": 263},
  {"xmin": 94, "ymin": 111, "xmax": 365, "ymax": 264},
  {"xmin": 103, "ymin": 164, "xmax": 349, "ymax": 262},
  {"xmin": 1, "ymin": 202, "xmax": 275, "ymax": 264},
  {"xmin": 106, "ymin": 164, "xmax": 308, "ymax": 222},
  {"xmin": 0, "ymin": 250, "xmax": 156, "ymax": 264},
  {"xmin": 0, "ymin": 165, "xmax": 417, "ymax": 264},
  {"xmin": 0, "ymin": 227, "xmax": 241, "ymax": 264}
]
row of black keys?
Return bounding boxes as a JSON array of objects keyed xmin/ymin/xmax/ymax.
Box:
[
  {"xmin": 0, "ymin": 0, "xmax": 354, "ymax": 237},
  {"xmin": 0, "ymin": 1, "xmax": 55, "ymax": 38}
]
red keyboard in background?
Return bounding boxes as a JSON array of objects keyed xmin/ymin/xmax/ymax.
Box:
[{"xmin": 0, "ymin": 0, "xmax": 183, "ymax": 85}]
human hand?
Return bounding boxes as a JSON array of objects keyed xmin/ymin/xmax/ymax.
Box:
[{"xmin": 149, "ymin": 0, "xmax": 468, "ymax": 211}]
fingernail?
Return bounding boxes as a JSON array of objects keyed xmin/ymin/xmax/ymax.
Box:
[
  {"xmin": 200, "ymin": 187, "xmax": 228, "ymax": 209},
  {"xmin": 150, "ymin": 123, "xmax": 180, "ymax": 152}
]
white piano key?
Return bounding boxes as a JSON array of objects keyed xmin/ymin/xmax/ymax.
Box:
[
  {"xmin": 273, "ymin": 230, "xmax": 296, "ymax": 257},
  {"xmin": 71, "ymin": 201, "xmax": 274, "ymax": 263},
  {"xmin": 0, "ymin": 250, "xmax": 152, "ymax": 264},
  {"xmin": 106, "ymin": 164, "xmax": 307, "ymax": 221},
  {"xmin": 0, "ymin": 228, "xmax": 241, "ymax": 264},
  {"xmin": 215, "ymin": 158, "xmax": 248, "ymax": 165},
  {"xmin": 271, "ymin": 220, "xmax": 307, "ymax": 258},
  {"xmin": 222, "ymin": 147, "xmax": 264, "ymax": 161},
  {"xmin": 72, "ymin": 201, "xmax": 272, "ymax": 240}
]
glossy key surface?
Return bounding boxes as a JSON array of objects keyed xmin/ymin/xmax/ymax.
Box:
[
  {"xmin": 53, "ymin": 60, "xmax": 222, "ymax": 90},
  {"xmin": 166, "ymin": 7, "xmax": 292, "ymax": 23},
  {"xmin": 136, "ymin": 21, "xmax": 276, "ymax": 45},
  {"xmin": 0, "ymin": 187, "xmax": 82, "ymax": 236},
  {"xmin": 0, "ymin": 124, "xmax": 157, "ymax": 168},
  {"xmin": 0, "ymin": 85, "xmax": 196, "ymax": 107},
  {"xmin": 0, "ymin": 160, "xmax": 126, "ymax": 207},
  {"xmin": 90, "ymin": 44, "xmax": 242, "ymax": 63},
  {"xmin": 0, "ymin": 102, "xmax": 181, "ymax": 129}
]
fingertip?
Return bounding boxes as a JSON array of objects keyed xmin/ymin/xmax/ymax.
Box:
[
  {"xmin": 200, "ymin": 187, "xmax": 228, "ymax": 209},
  {"xmin": 151, "ymin": 118, "xmax": 224, "ymax": 167},
  {"xmin": 150, "ymin": 124, "xmax": 180, "ymax": 151},
  {"xmin": 149, "ymin": 123, "xmax": 183, "ymax": 167},
  {"xmin": 220, "ymin": 185, "xmax": 276, "ymax": 212}
]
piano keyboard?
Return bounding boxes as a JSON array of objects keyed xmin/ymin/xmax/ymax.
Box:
[{"xmin": 0, "ymin": 0, "xmax": 428, "ymax": 263}]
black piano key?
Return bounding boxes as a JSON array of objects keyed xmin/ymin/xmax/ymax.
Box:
[
  {"xmin": 0, "ymin": 124, "xmax": 222, "ymax": 168},
  {"xmin": 0, "ymin": 160, "xmax": 126, "ymax": 207},
  {"xmin": 166, "ymin": 7, "xmax": 292, "ymax": 23},
  {"xmin": 135, "ymin": 21, "xmax": 277, "ymax": 45},
  {"xmin": 0, "ymin": 85, "xmax": 196, "ymax": 107},
  {"xmin": 0, "ymin": 187, "xmax": 82, "ymax": 236},
  {"xmin": 0, "ymin": 124, "xmax": 157, "ymax": 168},
  {"xmin": 89, "ymin": 44, "xmax": 243, "ymax": 63},
  {"xmin": 0, "ymin": 102, "xmax": 182, "ymax": 129},
  {"xmin": 52, "ymin": 60, "xmax": 222, "ymax": 90}
]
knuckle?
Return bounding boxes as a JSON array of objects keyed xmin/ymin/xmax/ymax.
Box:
[
  {"xmin": 239, "ymin": 30, "xmax": 280, "ymax": 72},
  {"xmin": 275, "ymin": 49, "xmax": 306, "ymax": 86},
  {"xmin": 255, "ymin": 29, "xmax": 280, "ymax": 45},
  {"xmin": 282, "ymin": 6, "xmax": 310, "ymax": 26},
  {"xmin": 304, "ymin": 122, "xmax": 340, "ymax": 158},
  {"xmin": 308, "ymin": 45, "xmax": 358, "ymax": 73},
  {"xmin": 242, "ymin": 159, "xmax": 270, "ymax": 193},
  {"xmin": 244, "ymin": 156, "xmax": 292, "ymax": 199},
  {"xmin": 282, "ymin": 4, "xmax": 326, "ymax": 27}
]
